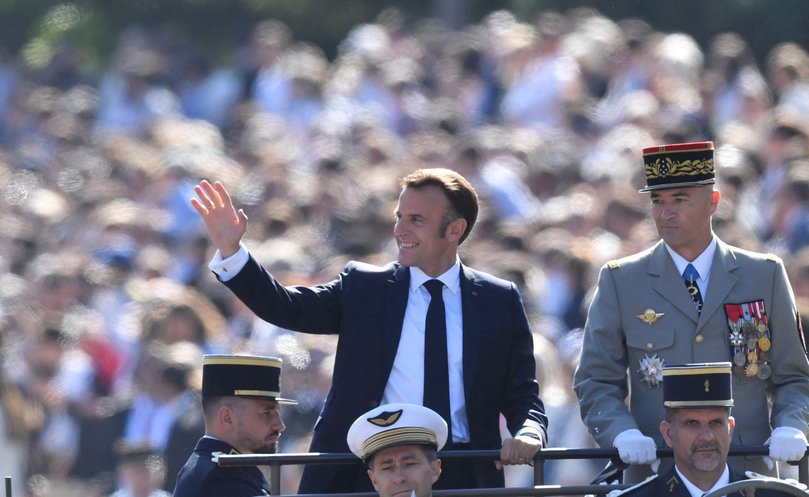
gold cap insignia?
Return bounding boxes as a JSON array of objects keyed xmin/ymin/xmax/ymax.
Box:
[{"xmin": 368, "ymin": 409, "xmax": 403, "ymax": 427}]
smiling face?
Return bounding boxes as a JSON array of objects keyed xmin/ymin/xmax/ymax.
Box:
[
  {"xmin": 394, "ymin": 185, "xmax": 466, "ymax": 277},
  {"xmin": 650, "ymin": 186, "xmax": 720, "ymax": 260},
  {"xmin": 367, "ymin": 445, "xmax": 441, "ymax": 497},
  {"xmin": 660, "ymin": 407, "xmax": 734, "ymax": 489}
]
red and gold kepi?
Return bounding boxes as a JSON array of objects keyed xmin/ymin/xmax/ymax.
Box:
[{"xmin": 639, "ymin": 141, "xmax": 715, "ymax": 192}]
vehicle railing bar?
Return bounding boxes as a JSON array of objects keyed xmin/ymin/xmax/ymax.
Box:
[{"xmin": 214, "ymin": 445, "xmax": 808, "ymax": 495}]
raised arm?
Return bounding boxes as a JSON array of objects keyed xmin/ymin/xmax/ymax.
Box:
[{"xmin": 191, "ymin": 180, "xmax": 248, "ymax": 258}]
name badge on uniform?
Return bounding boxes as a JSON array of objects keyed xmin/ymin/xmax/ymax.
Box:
[{"xmin": 725, "ymin": 300, "xmax": 772, "ymax": 379}]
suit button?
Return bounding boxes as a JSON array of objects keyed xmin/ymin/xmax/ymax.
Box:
[
  {"xmin": 646, "ymin": 342, "xmax": 654, "ymax": 350},
  {"xmin": 695, "ymin": 334, "xmax": 704, "ymax": 344}
]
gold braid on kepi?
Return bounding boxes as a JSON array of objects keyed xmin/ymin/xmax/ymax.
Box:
[
  {"xmin": 639, "ymin": 141, "xmax": 715, "ymax": 192},
  {"xmin": 201, "ymin": 354, "xmax": 297, "ymax": 404},
  {"xmin": 662, "ymin": 362, "xmax": 734, "ymax": 408}
]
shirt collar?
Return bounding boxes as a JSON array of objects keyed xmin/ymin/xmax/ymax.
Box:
[
  {"xmin": 665, "ymin": 237, "xmax": 717, "ymax": 280},
  {"xmin": 675, "ymin": 464, "xmax": 729, "ymax": 497},
  {"xmin": 409, "ymin": 258, "xmax": 461, "ymax": 294}
]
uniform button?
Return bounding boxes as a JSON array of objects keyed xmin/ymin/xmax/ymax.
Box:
[
  {"xmin": 646, "ymin": 342, "xmax": 654, "ymax": 350},
  {"xmin": 695, "ymin": 334, "xmax": 704, "ymax": 344}
]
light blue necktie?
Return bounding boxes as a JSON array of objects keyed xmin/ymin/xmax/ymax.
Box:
[{"xmin": 683, "ymin": 263, "xmax": 703, "ymax": 313}]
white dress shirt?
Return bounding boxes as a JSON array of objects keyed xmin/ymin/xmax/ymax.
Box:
[
  {"xmin": 676, "ymin": 464, "xmax": 730, "ymax": 497},
  {"xmin": 381, "ymin": 262, "xmax": 469, "ymax": 443},
  {"xmin": 665, "ymin": 237, "xmax": 717, "ymax": 298}
]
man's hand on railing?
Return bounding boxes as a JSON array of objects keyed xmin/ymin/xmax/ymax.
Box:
[
  {"xmin": 496, "ymin": 434, "xmax": 543, "ymax": 469},
  {"xmin": 613, "ymin": 429, "xmax": 660, "ymax": 470},
  {"xmin": 764, "ymin": 426, "xmax": 809, "ymax": 470}
]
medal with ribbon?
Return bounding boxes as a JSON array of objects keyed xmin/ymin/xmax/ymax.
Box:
[
  {"xmin": 724, "ymin": 300, "xmax": 772, "ymax": 379},
  {"xmin": 638, "ymin": 354, "xmax": 665, "ymax": 388}
]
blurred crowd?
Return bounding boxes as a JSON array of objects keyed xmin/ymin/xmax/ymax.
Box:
[{"xmin": 2, "ymin": 6, "xmax": 809, "ymax": 496}]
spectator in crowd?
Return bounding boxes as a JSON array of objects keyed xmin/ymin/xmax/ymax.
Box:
[
  {"xmin": 767, "ymin": 42, "xmax": 809, "ymax": 127},
  {"xmin": 109, "ymin": 442, "xmax": 171, "ymax": 497}
]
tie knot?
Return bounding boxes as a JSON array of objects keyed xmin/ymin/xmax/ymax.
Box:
[
  {"xmin": 424, "ymin": 279, "xmax": 444, "ymax": 298},
  {"xmin": 683, "ymin": 263, "xmax": 700, "ymax": 282}
]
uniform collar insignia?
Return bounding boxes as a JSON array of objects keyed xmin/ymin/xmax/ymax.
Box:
[{"xmin": 666, "ymin": 474, "xmax": 680, "ymax": 492}]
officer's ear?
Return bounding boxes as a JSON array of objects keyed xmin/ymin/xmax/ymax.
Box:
[
  {"xmin": 218, "ymin": 403, "xmax": 237, "ymax": 430},
  {"xmin": 431, "ymin": 458, "xmax": 442, "ymax": 484},
  {"xmin": 709, "ymin": 189, "xmax": 721, "ymax": 212},
  {"xmin": 659, "ymin": 420, "xmax": 674, "ymax": 448}
]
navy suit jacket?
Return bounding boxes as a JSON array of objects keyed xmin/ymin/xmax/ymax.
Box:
[{"xmin": 222, "ymin": 256, "xmax": 548, "ymax": 492}]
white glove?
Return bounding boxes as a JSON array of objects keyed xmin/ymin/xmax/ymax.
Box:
[
  {"xmin": 768, "ymin": 426, "xmax": 808, "ymax": 462},
  {"xmin": 613, "ymin": 429, "xmax": 659, "ymax": 466}
]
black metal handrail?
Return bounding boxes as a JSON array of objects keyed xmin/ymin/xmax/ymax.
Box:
[{"xmin": 215, "ymin": 445, "xmax": 809, "ymax": 496}]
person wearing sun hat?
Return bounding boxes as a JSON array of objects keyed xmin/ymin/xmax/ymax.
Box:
[
  {"xmin": 173, "ymin": 354, "xmax": 296, "ymax": 497},
  {"xmin": 574, "ymin": 140, "xmax": 809, "ymax": 484},
  {"xmin": 612, "ymin": 362, "xmax": 806, "ymax": 497},
  {"xmin": 347, "ymin": 403, "xmax": 448, "ymax": 497}
]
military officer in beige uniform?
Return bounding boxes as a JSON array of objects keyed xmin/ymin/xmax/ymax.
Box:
[{"xmin": 573, "ymin": 141, "xmax": 809, "ymax": 483}]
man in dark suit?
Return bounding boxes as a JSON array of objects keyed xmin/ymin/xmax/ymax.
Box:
[
  {"xmin": 173, "ymin": 354, "xmax": 296, "ymax": 497},
  {"xmin": 191, "ymin": 168, "xmax": 547, "ymax": 492},
  {"xmin": 612, "ymin": 362, "xmax": 807, "ymax": 497}
]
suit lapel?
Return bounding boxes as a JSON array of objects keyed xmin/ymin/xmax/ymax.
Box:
[
  {"xmin": 696, "ymin": 240, "xmax": 738, "ymax": 333},
  {"xmin": 383, "ymin": 265, "xmax": 410, "ymax": 375},
  {"xmin": 460, "ymin": 264, "xmax": 483, "ymax": 401},
  {"xmin": 649, "ymin": 242, "xmax": 698, "ymax": 323}
]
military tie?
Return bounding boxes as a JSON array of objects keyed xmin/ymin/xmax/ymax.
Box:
[
  {"xmin": 423, "ymin": 279, "xmax": 451, "ymax": 437},
  {"xmin": 683, "ymin": 263, "xmax": 703, "ymax": 313}
]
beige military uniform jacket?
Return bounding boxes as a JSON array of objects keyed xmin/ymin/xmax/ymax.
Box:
[{"xmin": 574, "ymin": 238, "xmax": 809, "ymax": 478}]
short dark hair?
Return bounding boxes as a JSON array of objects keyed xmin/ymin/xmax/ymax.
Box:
[
  {"xmin": 400, "ymin": 168, "xmax": 478, "ymax": 244},
  {"xmin": 202, "ymin": 395, "xmax": 226, "ymax": 416},
  {"xmin": 367, "ymin": 444, "xmax": 437, "ymax": 469}
]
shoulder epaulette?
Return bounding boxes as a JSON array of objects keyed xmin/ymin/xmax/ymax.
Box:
[
  {"xmin": 765, "ymin": 253, "xmax": 780, "ymax": 263},
  {"xmin": 607, "ymin": 260, "xmax": 620, "ymax": 270}
]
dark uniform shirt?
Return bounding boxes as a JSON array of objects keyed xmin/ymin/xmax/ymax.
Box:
[
  {"xmin": 173, "ymin": 437, "xmax": 270, "ymax": 497},
  {"xmin": 613, "ymin": 466, "xmax": 805, "ymax": 497}
]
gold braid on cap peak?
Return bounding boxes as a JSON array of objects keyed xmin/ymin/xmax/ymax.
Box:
[
  {"xmin": 645, "ymin": 155, "xmax": 714, "ymax": 181},
  {"xmin": 362, "ymin": 427, "xmax": 438, "ymax": 460}
]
